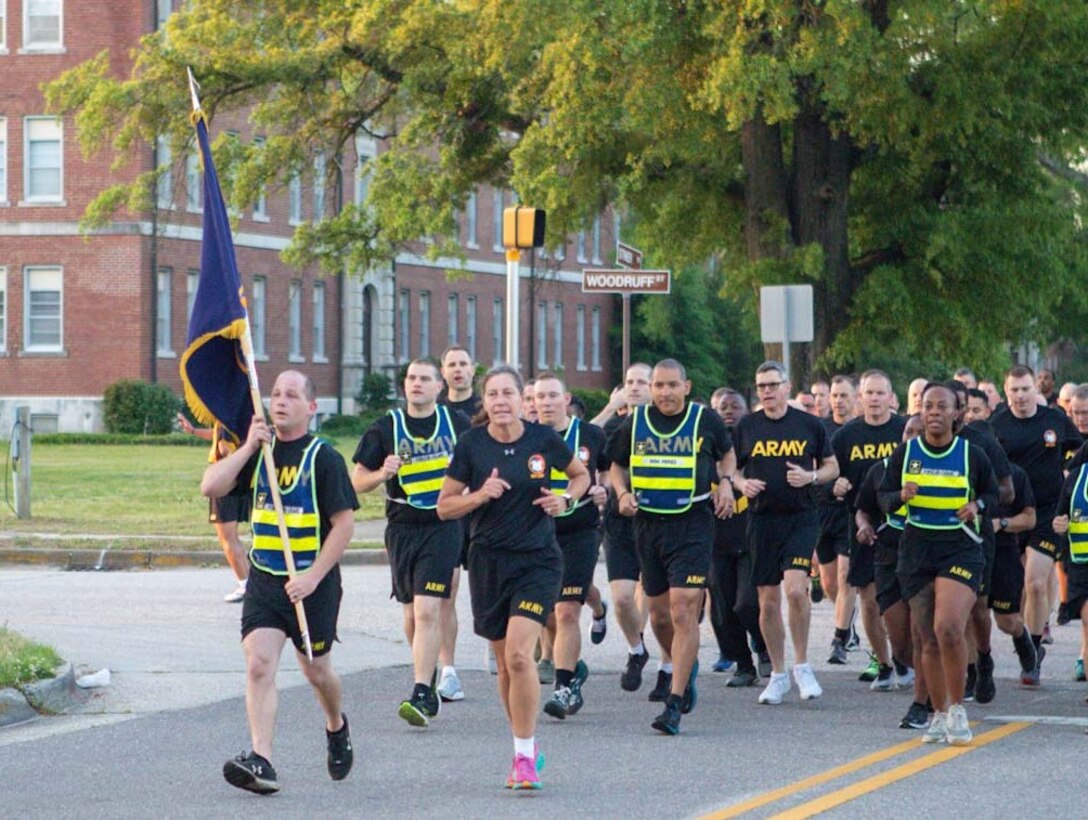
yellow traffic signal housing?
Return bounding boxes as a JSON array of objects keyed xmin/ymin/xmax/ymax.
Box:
[{"xmin": 503, "ymin": 206, "xmax": 546, "ymax": 249}]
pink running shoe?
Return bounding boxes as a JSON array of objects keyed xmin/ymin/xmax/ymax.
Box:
[{"xmin": 506, "ymin": 753, "xmax": 542, "ymax": 790}]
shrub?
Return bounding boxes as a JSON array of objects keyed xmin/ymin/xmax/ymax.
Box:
[
  {"xmin": 103, "ymin": 380, "xmax": 180, "ymax": 435},
  {"xmin": 571, "ymin": 387, "xmax": 610, "ymax": 420},
  {"xmin": 0, "ymin": 627, "xmax": 63, "ymax": 689},
  {"xmin": 33, "ymin": 433, "xmax": 206, "ymax": 446},
  {"xmin": 358, "ymin": 372, "xmax": 394, "ymax": 413},
  {"xmin": 319, "ymin": 414, "xmax": 368, "ymax": 438}
]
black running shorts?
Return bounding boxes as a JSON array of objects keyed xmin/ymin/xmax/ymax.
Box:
[
  {"xmin": 815, "ymin": 503, "xmax": 851, "ymax": 565},
  {"xmin": 634, "ymin": 504, "xmax": 714, "ymax": 598},
  {"xmin": 897, "ymin": 529, "xmax": 984, "ymax": 600},
  {"xmin": 749, "ymin": 510, "xmax": 819, "ymax": 588},
  {"xmin": 468, "ymin": 543, "xmax": 562, "ymax": 641},
  {"xmin": 385, "ymin": 519, "xmax": 462, "ymax": 604},
  {"xmin": 241, "ymin": 564, "xmax": 342, "ymax": 657},
  {"xmin": 603, "ymin": 511, "xmax": 641, "ymax": 583},
  {"xmin": 847, "ymin": 535, "xmax": 875, "ymax": 589},
  {"xmin": 873, "ymin": 536, "xmax": 905, "ymax": 615},
  {"xmin": 988, "ymin": 540, "xmax": 1024, "ymax": 614},
  {"xmin": 209, "ymin": 489, "xmax": 251, "ymax": 525},
  {"xmin": 1062, "ymin": 559, "xmax": 1088, "ymax": 622},
  {"xmin": 1024, "ymin": 517, "xmax": 1061, "ymax": 561},
  {"xmin": 557, "ymin": 527, "xmax": 599, "ymax": 604}
]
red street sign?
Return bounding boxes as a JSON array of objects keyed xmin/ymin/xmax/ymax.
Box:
[
  {"xmin": 581, "ymin": 269, "xmax": 671, "ymax": 294},
  {"xmin": 616, "ymin": 242, "xmax": 643, "ymax": 270}
]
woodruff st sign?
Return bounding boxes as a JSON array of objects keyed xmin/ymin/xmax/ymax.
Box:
[{"xmin": 581, "ymin": 269, "xmax": 672, "ymax": 294}]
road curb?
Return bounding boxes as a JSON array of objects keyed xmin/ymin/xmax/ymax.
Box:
[
  {"xmin": 0, "ymin": 546, "xmax": 389, "ymax": 569},
  {"xmin": 0, "ymin": 663, "xmax": 87, "ymax": 729}
]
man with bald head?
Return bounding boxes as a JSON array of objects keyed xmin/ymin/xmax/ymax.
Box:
[{"xmin": 907, "ymin": 378, "xmax": 928, "ymax": 416}]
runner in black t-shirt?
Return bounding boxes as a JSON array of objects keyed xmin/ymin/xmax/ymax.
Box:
[
  {"xmin": 608, "ymin": 359, "xmax": 736, "ymax": 735},
  {"xmin": 204, "ymin": 370, "xmax": 358, "ymax": 795},
  {"xmin": 438, "ymin": 365, "xmax": 588, "ymax": 790},
  {"xmin": 831, "ymin": 370, "xmax": 907, "ymax": 687},
  {"xmin": 437, "ymin": 345, "xmax": 481, "ymax": 698},
  {"xmin": 734, "ymin": 361, "xmax": 839, "ymax": 706},
  {"xmin": 353, "ymin": 359, "xmax": 471, "ymax": 726},
  {"xmin": 991, "ymin": 364, "xmax": 1082, "ymax": 675}
]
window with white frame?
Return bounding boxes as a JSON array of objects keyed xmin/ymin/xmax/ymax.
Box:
[
  {"xmin": 492, "ymin": 298, "xmax": 503, "ymax": 365},
  {"xmin": 591, "ymin": 215, "xmax": 602, "ymax": 264},
  {"xmin": 447, "ymin": 294, "xmax": 458, "ymax": 346},
  {"xmin": 355, "ymin": 131, "xmax": 376, "ymax": 206},
  {"xmin": 186, "ymin": 269, "xmax": 199, "ymax": 326},
  {"xmin": 419, "ymin": 291, "xmax": 431, "ymax": 357},
  {"xmin": 576, "ymin": 305, "xmax": 586, "ymax": 370},
  {"xmin": 251, "ymin": 276, "xmax": 266, "ymax": 357},
  {"xmin": 576, "ymin": 231, "xmax": 587, "ymax": 264},
  {"xmin": 553, "ymin": 303, "xmax": 563, "ymax": 367},
  {"xmin": 492, "ymin": 189, "xmax": 504, "ymax": 252},
  {"xmin": 0, "ymin": 268, "xmax": 7, "ymax": 353},
  {"xmin": 186, "ymin": 150, "xmax": 201, "ymax": 212},
  {"xmin": 398, "ymin": 289, "xmax": 410, "ymax": 361},
  {"xmin": 24, "ymin": 266, "xmax": 62, "ymax": 351},
  {"xmin": 313, "ymin": 152, "xmax": 326, "ymax": 221},
  {"xmin": 156, "ymin": 268, "xmax": 172, "ymax": 355},
  {"xmin": 156, "ymin": 136, "xmax": 172, "ymax": 209},
  {"xmin": 288, "ymin": 280, "xmax": 302, "ymax": 360},
  {"xmin": 312, "ymin": 282, "xmax": 326, "ymax": 360},
  {"xmin": 288, "ymin": 171, "xmax": 303, "ymax": 224},
  {"xmin": 252, "ymin": 137, "xmax": 268, "ymax": 220},
  {"xmin": 465, "ymin": 296, "xmax": 477, "ymax": 360},
  {"xmin": 24, "ymin": 117, "xmax": 62, "ymax": 203},
  {"xmin": 591, "ymin": 306, "xmax": 601, "ymax": 370},
  {"xmin": 155, "ymin": 0, "xmax": 172, "ymax": 29},
  {"xmin": 536, "ymin": 301, "xmax": 547, "ymax": 369},
  {"xmin": 0, "ymin": 3, "xmax": 7, "ymax": 51},
  {"xmin": 23, "ymin": 0, "xmax": 62, "ymax": 51},
  {"xmin": 466, "ymin": 189, "xmax": 478, "ymax": 247},
  {"xmin": 0, "ymin": 118, "xmax": 7, "ymax": 203}
]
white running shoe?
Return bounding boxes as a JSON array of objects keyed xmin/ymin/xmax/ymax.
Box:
[
  {"xmin": 945, "ymin": 704, "xmax": 972, "ymax": 746},
  {"xmin": 794, "ymin": 663, "xmax": 823, "ymax": 700},
  {"xmin": 758, "ymin": 672, "xmax": 791, "ymax": 705},
  {"xmin": 223, "ymin": 582, "xmax": 246, "ymax": 603},
  {"xmin": 436, "ymin": 668, "xmax": 464, "ymax": 702},
  {"xmin": 922, "ymin": 711, "xmax": 948, "ymax": 744},
  {"xmin": 895, "ymin": 665, "xmax": 915, "ymax": 690}
]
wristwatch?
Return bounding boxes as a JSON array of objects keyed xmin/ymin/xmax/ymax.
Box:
[
  {"xmin": 561, "ymin": 492, "xmax": 574, "ymax": 510},
  {"xmin": 999, "ymin": 518, "xmax": 1009, "ymax": 532}
]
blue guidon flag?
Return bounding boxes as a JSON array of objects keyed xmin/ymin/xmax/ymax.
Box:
[{"xmin": 178, "ymin": 115, "xmax": 252, "ymax": 446}]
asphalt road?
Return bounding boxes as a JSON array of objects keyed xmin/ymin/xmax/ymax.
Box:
[{"xmin": 2, "ymin": 564, "xmax": 1087, "ymax": 818}]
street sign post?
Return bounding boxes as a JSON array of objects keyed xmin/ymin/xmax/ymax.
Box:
[{"xmin": 759, "ymin": 284, "xmax": 814, "ymax": 380}]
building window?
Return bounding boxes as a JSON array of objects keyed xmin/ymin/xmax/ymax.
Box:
[
  {"xmin": 288, "ymin": 280, "xmax": 302, "ymax": 360},
  {"xmin": 553, "ymin": 303, "xmax": 563, "ymax": 367},
  {"xmin": 492, "ymin": 189, "xmax": 504, "ymax": 253},
  {"xmin": 313, "ymin": 152, "xmax": 326, "ymax": 221},
  {"xmin": 186, "ymin": 269, "xmax": 199, "ymax": 326},
  {"xmin": 0, "ymin": 3, "xmax": 6, "ymax": 51},
  {"xmin": 24, "ymin": 116, "xmax": 62, "ymax": 203},
  {"xmin": 398, "ymin": 289, "xmax": 410, "ymax": 362},
  {"xmin": 288, "ymin": 171, "xmax": 303, "ymax": 224},
  {"xmin": 251, "ymin": 276, "xmax": 266, "ymax": 358},
  {"xmin": 23, "ymin": 0, "xmax": 62, "ymax": 51},
  {"xmin": 156, "ymin": 268, "xmax": 172, "ymax": 355},
  {"xmin": 155, "ymin": 0, "xmax": 172, "ymax": 29},
  {"xmin": 419, "ymin": 291, "xmax": 431, "ymax": 357},
  {"xmin": 464, "ymin": 189, "xmax": 478, "ymax": 247},
  {"xmin": 576, "ymin": 305, "xmax": 586, "ymax": 370},
  {"xmin": 492, "ymin": 298, "xmax": 503, "ymax": 365},
  {"xmin": 465, "ymin": 296, "xmax": 477, "ymax": 360},
  {"xmin": 592, "ymin": 215, "xmax": 602, "ymax": 264},
  {"xmin": 312, "ymin": 282, "xmax": 326, "ymax": 361},
  {"xmin": 24, "ymin": 266, "xmax": 62, "ymax": 351},
  {"xmin": 0, "ymin": 268, "xmax": 7, "ymax": 353},
  {"xmin": 252, "ymin": 137, "xmax": 268, "ymax": 221},
  {"xmin": 156, "ymin": 135, "xmax": 172, "ymax": 209},
  {"xmin": 355, "ymin": 132, "xmax": 376, "ymax": 206},
  {"xmin": 536, "ymin": 301, "xmax": 547, "ymax": 370},
  {"xmin": 591, "ymin": 306, "xmax": 601, "ymax": 371},
  {"xmin": 576, "ymin": 231, "xmax": 587, "ymax": 264},
  {"xmin": 185, "ymin": 150, "xmax": 201, "ymax": 212},
  {"xmin": 0, "ymin": 118, "xmax": 7, "ymax": 204},
  {"xmin": 447, "ymin": 294, "xmax": 459, "ymax": 346}
]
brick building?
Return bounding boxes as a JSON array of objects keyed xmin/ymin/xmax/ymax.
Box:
[{"xmin": 0, "ymin": 1, "xmax": 615, "ymax": 434}]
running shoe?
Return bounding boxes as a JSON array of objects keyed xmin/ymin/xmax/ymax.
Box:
[
  {"xmin": 922, "ymin": 712, "xmax": 947, "ymax": 744},
  {"xmin": 437, "ymin": 667, "xmax": 465, "ymax": 702},
  {"xmin": 326, "ymin": 714, "xmax": 354, "ymax": 780},
  {"xmin": 712, "ymin": 655, "xmax": 735, "ymax": 673},
  {"xmin": 648, "ymin": 670, "xmax": 672, "ymax": 702},
  {"xmin": 590, "ymin": 601, "xmax": 608, "ymax": 645},
  {"xmin": 945, "ymin": 704, "xmax": 973, "ymax": 746},
  {"xmin": 845, "ymin": 619, "xmax": 861, "ymax": 651},
  {"xmin": 680, "ymin": 660, "xmax": 699, "ymax": 714},
  {"xmin": 828, "ymin": 638, "xmax": 848, "ymax": 665},
  {"xmin": 975, "ymin": 651, "xmax": 996, "ymax": 704},
  {"xmin": 1041, "ymin": 623, "xmax": 1053, "ymax": 645},
  {"xmin": 621, "ymin": 650, "xmax": 649, "ymax": 692},
  {"xmin": 794, "ymin": 663, "xmax": 823, "ymax": 700},
  {"xmin": 858, "ymin": 653, "xmax": 880, "ymax": 682},
  {"xmin": 870, "ymin": 664, "xmax": 895, "ymax": 692},
  {"xmin": 567, "ymin": 678, "xmax": 585, "ymax": 716},
  {"xmin": 543, "ymin": 686, "xmax": 572, "ymax": 720},
  {"xmin": 537, "ymin": 658, "xmax": 555, "ymax": 685},
  {"xmin": 398, "ymin": 690, "xmax": 434, "ymax": 728},
  {"xmin": 1076, "ymin": 658, "xmax": 1086, "ymax": 682},
  {"xmin": 963, "ymin": 664, "xmax": 976, "ymax": 701},
  {"xmin": 894, "ymin": 660, "xmax": 915, "ymax": 690},
  {"xmin": 900, "ymin": 701, "xmax": 929, "ymax": 730},
  {"xmin": 810, "ymin": 574, "xmax": 824, "ymax": 604},
  {"xmin": 223, "ymin": 751, "xmax": 279, "ymax": 794},
  {"xmin": 572, "ymin": 659, "xmax": 589, "ymax": 690},
  {"xmin": 223, "ymin": 582, "xmax": 246, "ymax": 603},
  {"xmin": 504, "ymin": 744, "xmax": 546, "ymax": 789},
  {"xmin": 758, "ymin": 672, "xmax": 791, "ymax": 705},
  {"xmin": 1021, "ymin": 645, "xmax": 1046, "ymax": 687},
  {"xmin": 651, "ymin": 699, "xmax": 682, "ymax": 735},
  {"xmin": 507, "ymin": 753, "xmax": 542, "ymax": 790},
  {"xmin": 757, "ymin": 650, "xmax": 772, "ymax": 679},
  {"xmin": 726, "ymin": 667, "xmax": 759, "ymax": 688},
  {"xmin": 1013, "ymin": 632, "xmax": 1037, "ymax": 677}
]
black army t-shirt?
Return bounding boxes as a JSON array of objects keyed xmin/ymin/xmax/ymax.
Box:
[
  {"xmin": 734, "ymin": 406, "xmax": 832, "ymax": 515},
  {"xmin": 991, "ymin": 406, "xmax": 1082, "ymax": 513},
  {"xmin": 446, "ymin": 421, "xmax": 573, "ymax": 552},
  {"xmin": 353, "ymin": 409, "xmax": 471, "ymax": 525},
  {"xmin": 995, "ymin": 464, "xmax": 1035, "ymax": 552},
  {"xmin": 832, "ymin": 415, "xmax": 907, "ymax": 508},
  {"xmin": 441, "ymin": 393, "xmax": 481, "ymax": 420}
]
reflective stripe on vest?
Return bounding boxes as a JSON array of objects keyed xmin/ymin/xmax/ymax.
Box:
[
  {"xmin": 550, "ymin": 417, "xmax": 584, "ymax": 518},
  {"xmin": 1068, "ymin": 464, "xmax": 1088, "ymax": 564},
  {"xmin": 250, "ymin": 438, "xmax": 323, "ymax": 575},
  {"xmin": 884, "ymin": 457, "xmax": 907, "ymax": 531},
  {"xmin": 902, "ymin": 437, "xmax": 970, "ymax": 530},
  {"xmin": 391, "ymin": 406, "xmax": 457, "ymax": 510},
  {"xmin": 629, "ymin": 403, "xmax": 703, "ymax": 514}
]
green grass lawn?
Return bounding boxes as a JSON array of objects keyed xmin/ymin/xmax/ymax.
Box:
[
  {"xmin": 0, "ymin": 626, "xmax": 63, "ymax": 689},
  {"xmin": 0, "ymin": 438, "xmax": 384, "ymax": 547}
]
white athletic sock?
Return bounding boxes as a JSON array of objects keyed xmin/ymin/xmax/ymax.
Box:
[
  {"xmin": 660, "ymin": 662, "xmax": 673, "ymax": 674},
  {"xmin": 514, "ymin": 736, "xmax": 535, "ymax": 759},
  {"xmin": 441, "ymin": 665, "xmax": 455, "ymax": 677},
  {"xmin": 629, "ymin": 641, "xmax": 646, "ymax": 656}
]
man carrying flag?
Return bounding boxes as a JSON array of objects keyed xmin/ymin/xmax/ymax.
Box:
[{"xmin": 183, "ymin": 89, "xmax": 358, "ymax": 794}]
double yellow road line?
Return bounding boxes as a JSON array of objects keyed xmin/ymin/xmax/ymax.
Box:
[{"xmin": 701, "ymin": 721, "xmax": 1031, "ymax": 819}]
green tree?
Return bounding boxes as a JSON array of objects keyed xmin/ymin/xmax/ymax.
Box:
[{"xmin": 46, "ymin": 1, "xmax": 1088, "ymax": 382}]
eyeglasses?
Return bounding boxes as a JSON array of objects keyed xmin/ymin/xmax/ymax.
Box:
[{"xmin": 755, "ymin": 381, "xmax": 785, "ymax": 392}]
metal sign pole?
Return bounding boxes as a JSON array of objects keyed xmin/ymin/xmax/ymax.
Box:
[
  {"xmin": 622, "ymin": 294, "xmax": 631, "ymax": 377},
  {"xmin": 782, "ymin": 293, "xmax": 791, "ymax": 382},
  {"xmin": 505, "ymin": 248, "xmax": 520, "ymax": 369}
]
